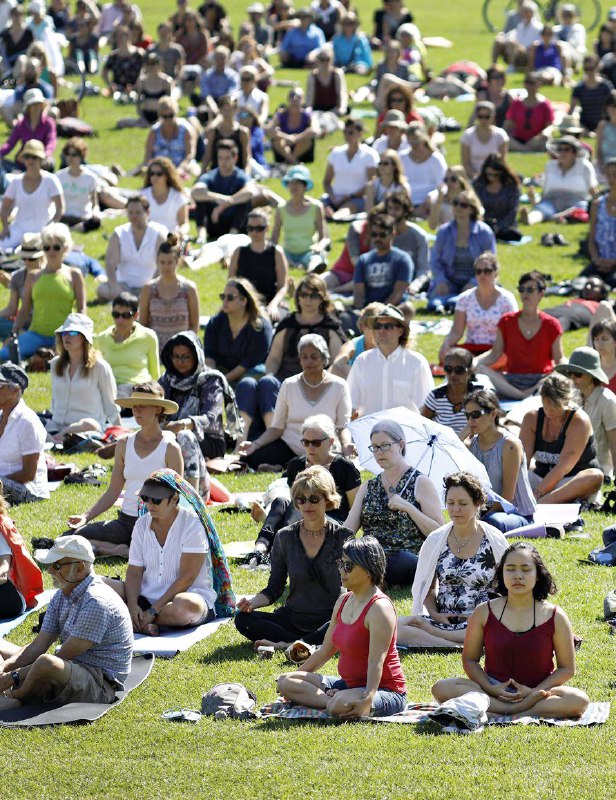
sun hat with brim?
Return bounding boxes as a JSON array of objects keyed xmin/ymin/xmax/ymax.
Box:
[
  {"xmin": 557, "ymin": 113, "xmax": 584, "ymax": 136},
  {"xmin": 0, "ymin": 362, "xmax": 28, "ymax": 392},
  {"xmin": 34, "ymin": 534, "xmax": 95, "ymax": 565},
  {"xmin": 23, "ymin": 87, "xmax": 46, "ymax": 108},
  {"xmin": 547, "ymin": 135, "xmax": 586, "ymax": 158},
  {"xmin": 382, "ymin": 110, "xmax": 407, "ymax": 130},
  {"xmin": 371, "ymin": 305, "xmax": 407, "ymax": 326},
  {"xmin": 55, "ymin": 312, "xmax": 94, "ymax": 344},
  {"xmin": 282, "ymin": 164, "xmax": 314, "ymax": 190},
  {"xmin": 20, "ymin": 139, "xmax": 46, "ymax": 160},
  {"xmin": 247, "ymin": 2, "xmax": 265, "ymax": 12},
  {"xmin": 116, "ymin": 391, "xmax": 179, "ymax": 415},
  {"xmin": 137, "ymin": 477, "xmax": 177, "ymax": 499},
  {"xmin": 15, "ymin": 232, "xmax": 43, "ymax": 259},
  {"xmin": 555, "ymin": 346, "xmax": 609, "ymax": 384}
]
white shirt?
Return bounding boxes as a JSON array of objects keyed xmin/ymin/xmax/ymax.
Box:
[
  {"xmin": 49, "ymin": 356, "xmax": 120, "ymax": 432},
  {"xmin": 0, "ymin": 0, "xmax": 16, "ymax": 33},
  {"xmin": 399, "ymin": 149, "xmax": 447, "ymax": 206},
  {"xmin": 460, "ymin": 125, "xmax": 509, "ymax": 176},
  {"xmin": 231, "ymin": 86, "xmax": 268, "ymax": 118},
  {"xmin": 4, "ymin": 171, "xmax": 63, "ymax": 233},
  {"xmin": 327, "ymin": 142, "xmax": 379, "ymax": 201},
  {"xmin": 271, "ymin": 373, "xmax": 351, "ymax": 454},
  {"xmin": 582, "ymin": 385, "xmax": 616, "ymax": 477},
  {"xmin": 57, "ymin": 167, "xmax": 97, "ymax": 219},
  {"xmin": 347, "ymin": 346, "xmax": 434, "ymax": 417},
  {"xmin": 122, "ymin": 432, "xmax": 173, "ymax": 516},
  {"xmin": 373, "ymin": 134, "xmax": 409, "ymax": 155},
  {"xmin": 0, "ymin": 399, "xmax": 48, "ymax": 498},
  {"xmin": 543, "ymin": 157, "xmax": 597, "ymax": 205},
  {"xmin": 115, "ymin": 220, "xmax": 167, "ymax": 289},
  {"xmin": 129, "ymin": 507, "xmax": 216, "ymax": 609},
  {"xmin": 141, "ymin": 187, "xmax": 189, "ymax": 233},
  {"xmin": 506, "ymin": 18, "xmax": 543, "ymax": 48}
]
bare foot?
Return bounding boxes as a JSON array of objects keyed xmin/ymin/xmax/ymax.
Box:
[
  {"xmin": 250, "ymin": 501, "xmax": 266, "ymax": 523},
  {"xmin": 254, "ymin": 639, "xmax": 288, "ymax": 650},
  {"xmin": 142, "ymin": 623, "xmax": 160, "ymax": 637},
  {"xmin": 0, "ymin": 695, "xmax": 22, "ymax": 709}
]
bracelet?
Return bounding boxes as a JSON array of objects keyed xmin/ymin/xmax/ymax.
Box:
[
  {"xmin": 11, "ymin": 670, "xmax": 20, "ymax": 688},
  {"xmin": 147, "ymin": 606, "xmax": 159, "ymax": 619}
]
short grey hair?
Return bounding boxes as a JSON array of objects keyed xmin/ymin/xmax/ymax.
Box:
[
  {"xmin": 302, "ymin": 414, "xmax": 336, "ymax": 439},
  {"xmin": 370, "ymin": 419, "xmax": 407, "ymax": 456},
  {"xmin": 297, "ymin": 333, "xmax": 330, "ymax": 365},
  {"xmin": 41, "ymin": 222, "xmax": 72, "ymax": 251}
]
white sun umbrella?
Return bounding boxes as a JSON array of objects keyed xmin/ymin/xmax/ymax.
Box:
[{"xmin": 348, "ymin": 406, "xmax": 511, "ymax": 509}]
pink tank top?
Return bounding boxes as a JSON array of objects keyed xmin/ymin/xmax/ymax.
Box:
[{"xmin": 332, "ymin": 591, "xmax": 406, "ymax": 693}]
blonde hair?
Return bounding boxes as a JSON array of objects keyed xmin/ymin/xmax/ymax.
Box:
[{"xmin": 291, "ymin": 465, "xmax": 341, "ymax": 511}]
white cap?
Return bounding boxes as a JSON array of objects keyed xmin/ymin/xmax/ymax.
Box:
[{"xmin": 35, "ymin": 535, "xmax": 95, "ymax": 565}]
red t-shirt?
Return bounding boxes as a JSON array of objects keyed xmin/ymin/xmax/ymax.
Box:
[
  {"xmin": 498, "ymin": 311, "xmax": 562, "ymax": 374},
  {"xmin": 505, "ymin": 98, "xmax": 554, "ymax": 143}
]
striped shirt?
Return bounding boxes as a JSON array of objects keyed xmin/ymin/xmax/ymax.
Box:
[
  {"xmin": 423, "ymin": 382, "xmax": 482, "ymax": 433},
  {"xmin": 129, "ymin": 507, "xmax": 216, "ymax": 609},
  {"xmin": 41, "ymin": 575, "xmax": 133, "ymax": 685}
]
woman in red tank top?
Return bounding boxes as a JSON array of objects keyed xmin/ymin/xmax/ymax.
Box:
[
  {"xmin": 277, "ymin": 536, "xmax": 407, "ymax": 718},
  {"xmin": 432, "ymin": 543, "xmax": 589, "ymax": 719}
]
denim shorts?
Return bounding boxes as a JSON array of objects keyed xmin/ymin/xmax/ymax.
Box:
[{"xmin": 319, "ymin": 675, "xmax": 407, "ymax": 717}]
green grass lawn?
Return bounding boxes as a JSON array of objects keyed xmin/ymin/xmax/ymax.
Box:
[{"xmin": 2, "ymin": 1, "xmax": 616, "ymax": 798}]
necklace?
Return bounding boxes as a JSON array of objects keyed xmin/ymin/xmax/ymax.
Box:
[
  {"xmin": 302, "ymin": 374, "xmax": 325, "ymax": 388},
  {"xmin": 450, "ymin": 526, "xmax": 478, "ymax": 555},
  {"xmin": 301, "ymin": 520, "xmax": 327, "ymax": 538}
]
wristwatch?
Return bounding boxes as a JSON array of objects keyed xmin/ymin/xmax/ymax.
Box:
[
  {"xmin": 147, "ymin": 606, "xmax": 159, "ymax": 619},
  {"xmin": 11, "ymin": 670, "xmax": 20, "ymax": 688}
]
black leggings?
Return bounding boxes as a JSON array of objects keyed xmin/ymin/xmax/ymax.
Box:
[
  {"xmin": 0, "ymin": 580, "xmax": 25, "ymax": 620},
  {"xmin": 234, "ymin": 605, "xmax": 330, "ymax": 645},
  {"xmin": 245, "ymin": 439, "xmax": 295, "ymax": 471}
]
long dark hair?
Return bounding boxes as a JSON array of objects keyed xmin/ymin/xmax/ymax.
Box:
[
  {"xmin": 493, "ymin": 542, "xmax": 557, "ymax": 600},
  {"xmin": 463, "ymin": 388, "xmax": 505, "ymax": 426},
  {"xmin": 477, "ymin": 153, "xmax": 519, "ymax": 187}
]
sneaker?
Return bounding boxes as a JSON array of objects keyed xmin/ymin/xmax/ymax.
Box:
[{"xmin": 238, "ymin": 551, "xmax": 270, "ymax": 570}]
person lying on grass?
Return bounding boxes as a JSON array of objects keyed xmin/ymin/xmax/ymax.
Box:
[
  {"xmin": 277, "ymin": 536, "xmax": 407, "ymax": 719},
  {"xmin": 432, "ymin": 542, "xmax": 589, "ymax": 720}
]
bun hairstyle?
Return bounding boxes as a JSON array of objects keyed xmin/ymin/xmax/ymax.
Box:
[{"xmin": 158, "ymin": 232, "xmax": 181, "ymax": 258}]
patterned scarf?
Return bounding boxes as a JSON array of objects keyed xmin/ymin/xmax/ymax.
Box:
[{"xmin": 137, "ymin": 468, "xmax": 236, "ymax": 617}]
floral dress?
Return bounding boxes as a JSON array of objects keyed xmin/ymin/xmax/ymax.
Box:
[
  {"xmin": 425, "ymin": 535, "xmax": 496, "ymax": 631},
  {"xmin": 360, "ymin": 468, "xmax": 423, "ymax": 554}
]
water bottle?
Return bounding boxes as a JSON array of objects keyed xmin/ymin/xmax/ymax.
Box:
[{"xmin": 7, "ymin": 332, "xmax": 19, "ymax": 365}]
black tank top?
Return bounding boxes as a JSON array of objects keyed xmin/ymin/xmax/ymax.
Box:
[
  {"xmin": 237, "ymin": 244, "xmax": 277, "ymax": 302},
  {"xmin": 533, "ymin": 407, "xmax": 599, "ymax": 478}
]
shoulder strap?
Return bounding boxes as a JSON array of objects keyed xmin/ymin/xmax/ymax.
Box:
[{"xmin": 561, "ymin": 409, "xmax": 576, "ymax": 435}]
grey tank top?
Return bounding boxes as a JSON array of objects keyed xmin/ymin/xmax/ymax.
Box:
[{"xmin": 469, "ymin": 434, "xmax": 536, "ymax": 517}]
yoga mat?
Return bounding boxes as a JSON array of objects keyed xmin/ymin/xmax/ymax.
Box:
[
  {"xmin": 534, "ymin": 505, "xmax": 581, "ymax": 525},
  {"xmin": 504, "ymin": 236, "xmax": 533, "ymax": 246},
  {"xmin": 0, "ymin": 653, "xmax": 154, "ymax": 728},
  {"xmin": 0, "ymin": 589, "xmax": 56, "ymax": 639},
  {"xmin": 224, "ymin": 540, "xmax": 255, "ymax": 558},
  {"xmin": 132, "ymin": 617, "xmax": 230, "ymax": 658}
]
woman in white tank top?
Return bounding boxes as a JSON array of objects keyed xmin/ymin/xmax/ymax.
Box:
[{"xmin": 64, "ymin": 383, "xmax": 184, "ymax": 558}]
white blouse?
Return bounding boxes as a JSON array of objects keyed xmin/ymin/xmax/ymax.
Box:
[{"xmin": 49, "ymin": 356, "xmax": 121, "ymax": 431}]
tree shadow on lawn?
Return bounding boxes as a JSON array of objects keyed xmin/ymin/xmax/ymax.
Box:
[{"xmin": 196, "ymin": 642, "xmax": 254, "ymax": 664}]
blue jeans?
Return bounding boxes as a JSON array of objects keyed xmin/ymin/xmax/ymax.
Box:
[
  {"xmin": 534, "ymin": 198, "xmax": 587, "ymax": 221},
  {"xmin": 320, "ymin": 676, "xmax": 407, "ymax": 717},
  {"xmin": 483, "ymin": 511, "xmax": 534, "ymax": 533},
  {"xmin": 427, "ymin": 278, "xmax": 470, "ymax": 312},
  {"xmin": 385, "ymin": 550, "xmax": 418, "ymax": 587},
  {"xmin": 0, "ymin": 331, "xmax": 54, "ymax": 361},
  {"xmin": 235, "ymin": 374, "xmax": 281, "ymax": 418}
]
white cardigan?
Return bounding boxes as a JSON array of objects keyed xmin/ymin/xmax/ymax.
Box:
[{"xmin": 410, "ymin": 521, "xmax": 509, "ymax": 615}]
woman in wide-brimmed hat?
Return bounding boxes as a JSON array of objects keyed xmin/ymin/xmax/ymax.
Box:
[
  {"xmin": 0, "ymin": 232, "xmax": 44, "ymax": 340},
  {"xmin": 520, "ymin": 134, "xmax": 598, "ymax": 226},
  {"xmin": 62, "ymin": 382, "xmax": 183, "ymax": 558}
]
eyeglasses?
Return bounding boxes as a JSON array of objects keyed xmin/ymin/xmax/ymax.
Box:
[
  {"xmin": 159, "ymin": 113, "xmax": 174, "ymax": 119},
  {"xmin": 373, "ymin": 322, "xmax": 400, "ymax": 331},
  {"xmin": 475, "ymin": 267, "xmax": 495, "ymax": 275},
  {"xmin": 295, "ymin": 495, "xmax": 323, "ymax": 505},
  {"xmin": 171, "ymin": 352, "xmax": 193, "ymax": 362},
  {"xmin": 452, "ymin": 200, "xmax": 470, "ymax": 209},
  {"xmin": 62, "ymin": 330, "xmax": 81, "ymax": 337},
  {"xmin": 247, "ymin": 224, "xmax": 266, "ymax": 232},
  {"xmin": 48, "ymin": 560, "xmax": 81, "ymax": 572},
  {"xmin": 464, "ymin": 409, "xmax": 490, "ymax": 420},
  {"xmin": 336, "ymin": 559, "xmax": 355, "ymax": 573},
  {"xmin": 300, "ymin": 437, "xmax": 327, "ymax": 447},
  {"xmin": 518, "ymin": 285, "xmax": 538, "ymax": 294},
  {"xmin": 112, "ymin": 310, "xmax": 134, "ymax": 319},
  {"xmin": 139, "ymin": 494, "xmax": 166, "ymax": 505},
  {"xmin": 299, "ymin": 291, "xmax": 320, "ymax": 300},
  {"xmin": 149, "ymin": 170, "xmax": 164, "ymax": 177},
  {"xmin": 368, "ymin": 441, "xmax": 398, "ymax": 452},
  {"xmin": 43, "ymin": 244, "xmax": 62, "ymax": 251},
  {"xmin": 219, "ymin": 292, "xmax": 239, "ymax": 301},
  {"xmin": 444, "ymin": 365, "xmax": 468, "ymax": 375}
]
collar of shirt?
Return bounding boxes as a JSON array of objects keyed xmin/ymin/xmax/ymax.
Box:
[{"xmin": 67, "ymin": 572, "xmax": 96, "ymax": 603}]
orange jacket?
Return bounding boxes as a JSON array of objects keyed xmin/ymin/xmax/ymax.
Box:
[{"xmin": 1, "ymin": 516, "xmax": 44, "ymax": 608}]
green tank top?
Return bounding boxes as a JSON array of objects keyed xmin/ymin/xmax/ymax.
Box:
[
  {"xmin": 30, "ymin": 271, "xmax": 75, "ymax": 336},
  {"xmin": 279, "ymin": 201, "xmax": 317, "ymax": 254}
]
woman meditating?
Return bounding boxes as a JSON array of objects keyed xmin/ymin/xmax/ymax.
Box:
[
  {"xmin": 422, "ymin": 348, "xmax": 481, "ymax": 435},
  {"xmin": 234, "ymin": 466, "xmax": 351, "ymax": 649},
  {"xmin": 432, "ymin": 542, "xmax": 590, "ymax": 720},
  {"xmin": 105, "ymin": 469, "xmax": 235, "ymax": 635},
  {"xmin": 465, "ymin": 389, "xmax": 536, "ymax": 532},
  {"xmin": 520, "ymin": 372, "xmax": 604, "ymax": 504},
  {"xmin": 398, "ymin": 472, "xmax": 508, "ymax": 648},
  {"xmin": 277, "ymin": 536, "xmax": 407, "ymax": 719},
  {"xmin": 345, "ymin": 420, "xmax": 444, "ymax": 587}
]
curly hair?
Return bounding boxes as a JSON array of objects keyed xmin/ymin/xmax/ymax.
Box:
[
  {"xmin": 444, "ymin": 471, "xmax": 487, "ymax": 510},
  {"xmin": 493, "ymin": 542, "xmax": 557, "ymax": 600}
]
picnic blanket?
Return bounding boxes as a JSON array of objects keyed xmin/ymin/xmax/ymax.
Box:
[
  {"xmin": 0, "ymin": 589, "xmax": 56, "ymax": 638},
  {"xmin": 259, "ymin": 699, "xmax": 610, "ymax": 731},
  {"xmin": 0, "ymin": 653, "xmax": 154, "ymax": 728},
  {"xmin": 132, "ymin": 617, "xmax": 230, "ymax": 658}
]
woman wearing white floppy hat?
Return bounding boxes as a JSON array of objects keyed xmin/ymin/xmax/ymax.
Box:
[
  {"xmin": 46, "ymin": 312, "xmax": 121, "ymax": 443},
  {"xmin": 0, "ymin": 87, "xmax": 56, "ymax": 172},
  {"xmin": 63, "ymin": 382, "xmax": 183, "ymax": 559},
  {"xmin": 0, "ymin": 232, "xmax": 44, "ymax": 340}
]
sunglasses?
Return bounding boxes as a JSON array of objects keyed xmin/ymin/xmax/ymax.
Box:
[
  {"xmin": 476, "ymin": 114, "xmax": 492, "ymax": 120},
  {"xmin": 62, "ymin": 330, "xmax": 81, "ymax": 337},
  {"xmin": 65, "ymin": 151, "xmax": 81, "ymax": 157},
  {"xmin": 444, "ymin": 365, "xmax": 468, "ymax": 375},
  {"xmin": 159, "ymin": 113, "xmax": 174, "ymax": 119},
  {"xmin": 300, "ymin": 437, "xmax": 327, "ymax": 447},
  {"xmin": 48, "ymin": 560, "xmax": 81, "ymax": 572},
  {"xmin": 149, "ymin": 170, "xmax": 164, "ymax": 177},
  {"xmin": 373, "ymin": 322, "xmax": 400, "ymax": 331},
  {"xmin": 295, "ymin": 495, "xmax": 323, "ymax": 505},
  {"xmin": 43, "ymin": 244, "xmax": 62, "ymax": 251},
  {"xmin": 518, "ymin": 285, "xmax": 538, "ymax": 294},
  {"xmin": 562, "ymin": 370, "xmax": 585, "ymax": 379},
  {"xmin": 241, "ymin": 76, "xmax": 254, "ymax": 81},
  {"xmin": 336, "ymin": 559, "xmax": 355, "ymax": 573},
  {"xmin": 22, "ymin": 154, "xmax": 39, "ymax": 160},
  {"xmin": 371, "ymin": 231, "xmax": 389, "ymax": 239},
  {"xmin": 379, "ymin": 160, "xmax": 394, "ymax": 166},
  {"xmin": 112, "ymin": 310, "xmax": 134, "ymax": 319},
  {"xmin": 452, "ymin": 200, "xmax": 470, "ymax": 209},
  {"xmin": 247, "ymin": 224, "xmax": 266, "ymax": 232},
  {"xmin": 299, "ymin": 291, "xmax": 320, "ymax": 300},
  {"xmin": 368, "ymin": 441, "xmax": 397, "ymax": 452},
  {"xmin": 445, "ymin": 175, "xmax": 459, "ymax": 183},
  {"xmin": 219, "ymin": 292, "xmax": 239, "ymax": 301},
  {"xmin": 171, "ymin": 352, "xmax": 193, "ymax": 362},
  {"xmin": 464, "ymin": 409, "xmax": 490, "ymax": 420},
  {"xmin": 475, "ymin": 267, "xmax": 495, "ymax": 275},
  {"xmin": 389, "ymin": 96, "xmax": 405, "ymax": 102},
  {"xmin": 139, "ymin": 494, "xmax": 166, "ymax": 505}
]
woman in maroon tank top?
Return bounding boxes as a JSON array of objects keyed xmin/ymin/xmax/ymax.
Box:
[
  {"xmin": 277, "ymin": 536, "xmax": 407, "ymax": 718},
  {"xmin": 433, "ymin": 543, "xmax": 589, "ymax": 719}
]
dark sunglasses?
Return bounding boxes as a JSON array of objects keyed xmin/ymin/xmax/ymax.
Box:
[
  {"xmin": 300, "ymin": 437, "xmax": 327, "ymax": 447},
  {"xmin": 48, "ymin": 560, "xmax": 81, "ymax": 572},
  {"xmin": 336, "ymin": 559, "xmax": 355, "ymax": 573},
  {"xmin": 476, "ymin": 114, "xmax": 491, "ymax": 120},
  {"xmin": 65, "ymin": 150, "xmax": 81, "ymax": 157},
  {"xmin": 22, "ymin": 154, "xmax": 39, "ymax": 160},
  {"xmin": 299, "ymin": 291, "xmax": 320, "ymax": 300},
  {"xmin": 149, "ymin": 170, "xmax": 164, "ymax": 177},
  {"xmin": 373, "ymin": 322, "xmax": 400, "ymax": 330},
  {"xmin": 371, "ymin": 231, "xmax": 389, "ymax": 239},
  {"xmin": 43, "ymin": 244, "xmax": 62, "ymax": 251},
  {"xmin": 247, "ymin": 224, "xmax": 266, "ymax": 231},
  {"xmin": 295, "ymin": 495, "xmax": 323, "ymax": 505},
  {"xmin": 112, "ymin": 310, "xmax": 135, "ymax": 319},
  {"xmin": 140, "ymin": 494, "xmax": 165, "ymax": 505},
  {"xmin": 518, "ymin": 285, "xmax": 538, "ymax": 294},
  {"xmin": 389, "ymin": 96, "xmax": 405, "ymax": 102},
  {"xmin": 445, "ymin": 175, "xmax": 459, "ymax": 183},
  {"xmin": 475, "ymin": 267, "xmax": 495, "ymax": 275},
  {"xmin": 444, "ymin": 365, "xmax": 468, "ymax": 375},
  {"xmin": 562, "ymin": 369, "xmax": 584, "ymax": 378},
  {"xmin": 159, "ymin": 113, "xmax": 174, "ymax": 119},
  {"xmin": 452, "ymin": 200, "xmax": 470, "ymax": 209},
  {"xmin": 219, "ymin": 292, "xmax": 239, "ymax": 301},
  {"xmin": 464, "ymin": 409, "xmax": 490, "ymax": 420},
  {"xmin": 241, "ymin": 76, "xmax": 254, "ymax": 81},
  {"xmin": 379, "ymin": 160, "xmax": 394, "ymax": 166}
]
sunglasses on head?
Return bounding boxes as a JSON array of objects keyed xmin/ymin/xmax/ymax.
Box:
[
  {"xmin": 140, "ymin": 494, "xmax": 166, "ymax": 505},
  {"xmin": 111, "ymin": 310, "xmax": 134, "ymax": 319},
  {"xmin": 518, "ymin": 285, "xmax": 538, "ymax": 294},
  {"xmin": 337, "ymin": 558, "xmax": 355, "ymax": 573},
  {"xmin": 295, "ymin": 495, "xmax": 323, "ymax": 505},
  {"xmin": 300, "ymin": 437, "xmax": 327, "ymax": 447},
  {"xmin": 464, "ymin": 408, "xmax": 490, "ymax": 420},
  {"xmin": 444, "ymin": 365, "xmax": 468, "ymax": 375},
  {"xmin": 219, "ymin": 292, "xmax": 239, "ymax": 301},
  {"xmin": 475, "ymin": 267, "xmax": 494, "ymax": 275},
  {"xmin": 247, "ymin": 224, "xmax": 266, "ymax": 231},
  {"xmin": 43, "ymin": 244, "xmax": 62, "ymax": 251},
  {"xmin": 452, "ymin": 200, "xmax": 470, "ymax": 209}
]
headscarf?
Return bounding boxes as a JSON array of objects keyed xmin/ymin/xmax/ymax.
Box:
[
  {"xmin": 160, "ymin": 330, "xmax": 207, "ymax": 393},
  {"xmin": 137, "ymin": 468, "xmax": 236, "ymax": 617}
]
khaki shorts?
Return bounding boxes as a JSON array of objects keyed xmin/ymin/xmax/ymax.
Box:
[{"xmin": 50, "ymin": 662, "xmax": 119, "ymax": 705}]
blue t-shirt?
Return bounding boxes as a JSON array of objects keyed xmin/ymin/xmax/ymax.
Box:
[
  {"xmin": 196, "ymin": 167, "xmax": 249, "ymax": 220},
  {"xmin": 281, "ymin": 24, "xmax": 325, "ymax": 61},
  {"xmin": 353, "ymin": 246, "xmax": 413, "ymax": 304}
]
